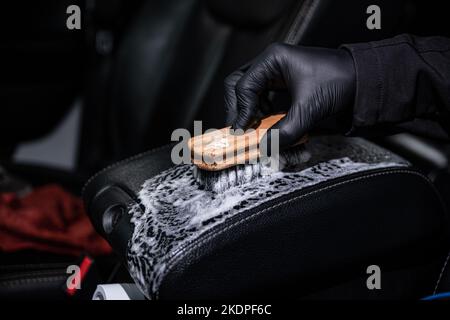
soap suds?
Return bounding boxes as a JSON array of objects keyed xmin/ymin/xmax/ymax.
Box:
[
  {"xmin": 205, "ymin": 137, "xmax": 229, "ymax": 149},
  {"xmin": 126, "ymin": 136, "xmax": 408, "ymax": 299}
]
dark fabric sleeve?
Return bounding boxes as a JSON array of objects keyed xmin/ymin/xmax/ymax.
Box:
[{"xmin": 340, "ymin": 34, "xmax": 450, "ymax": 139}]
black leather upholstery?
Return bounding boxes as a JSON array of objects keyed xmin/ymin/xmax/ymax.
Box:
[
  {"xmin": 0, "ymin": 1, "xmax": 106, "ymax": 300},
  {"xmin": 82, "ymin": 137, "xmax": 449, "ymax": 299},
  {"xmin": 0, "ymin": 1, "xmax": 85, "ymax": 153},
  {"xmin": 79, "ymin": 0, "xmax": 450, "ymax": 300},
  {"xmin": 0, "ymin": 255, "xmax": 76, "ymax": 300},
  {"xmin": 80, "ymin": 0, "xmax": 412, "ymax": 171},
  {"xmin": 159, "ymin": 168, "xmax": 446, "ymax": 299},
  {"xmin": 0, "ymin": 251, "xmax": 119, "ymax": 300},
  {"xmin": 2, "ymin": 0, "xmax": 448, "ymax": 301}
]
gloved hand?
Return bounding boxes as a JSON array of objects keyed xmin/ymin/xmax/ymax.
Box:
[{"xmin": 224, "ymin": 43, "xmax": 356, "ymax": 149}]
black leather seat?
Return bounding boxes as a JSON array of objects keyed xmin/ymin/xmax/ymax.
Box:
[
  {"xmin": 0, "ymin": 0, "xmax": 85, "ymax": 158},
  {"xmin": 0, "ymin": 1, "xmax": 111, "ymax": 299},
  {"xmin": 80, "ymin": 0, "xmax": 410, "ymax": 171},
  {"xmin": 80, "ymin": 0, "xmax": 450, "ymax": 299},
  {"xmin": 83, "ymin": 136, "xmax": 449, "ymax": 299}
]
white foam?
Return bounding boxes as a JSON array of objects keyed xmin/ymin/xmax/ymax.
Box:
[{"xmin": 126, "ymin": 136, "xmax": 409, "ymax": 299}]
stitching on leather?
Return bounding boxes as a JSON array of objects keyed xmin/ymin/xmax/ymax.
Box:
[
  {"xmin": 433, "ymin": 251, "xmax": 450, "ymax": 295},
  {"xmin": 0, "ymin": 276, "xmax": 67, "ymax": 287},
  {"xmin": 0, "ymin": 263, "xmax": 69, "ymax": 271},
  {"xmin": 157, "ymin": 169, "xmax": 439, "ymax": 299},
  {"xmin": 0, "ymin": 269, "xmax": 66, "ymax": 281},
  {"xmin": 82, "ymin": 144, "xmax": 173, "ymax": 197},
  {"xmin": 284, "ymin": 0, "xmax": 318, "ymax": 45},
  {"xmin": 284, "ymin": 0, "xmax": 309, "ymax": 44}
]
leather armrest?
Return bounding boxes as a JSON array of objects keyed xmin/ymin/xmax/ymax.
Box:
[{"xmin": 83, "ymin": 136, "xmax": 449, "ymax": 299}]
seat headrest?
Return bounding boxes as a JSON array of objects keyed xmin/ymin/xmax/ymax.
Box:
[{"xmin": 206, "ymin": 0, "xmax": 298, "ymax": 28}]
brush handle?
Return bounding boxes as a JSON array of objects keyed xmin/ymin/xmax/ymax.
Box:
[
  {"xmin": 189, "ymin": 113, "xmax": 307, "ymax": 171},
  {"xmin": 251, "ymin": 113, "xmax": 286, "ymax": 130},
  {"xmin": 191, "ymin": 113, "xmax": 286, "ymax": 153}
]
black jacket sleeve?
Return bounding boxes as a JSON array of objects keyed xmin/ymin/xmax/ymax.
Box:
[{"xmin": 341, "ymin": 34, "xmax": 450, "ymax": 139}]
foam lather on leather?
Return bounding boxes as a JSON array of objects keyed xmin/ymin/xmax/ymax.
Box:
[{"xmin": 127, "ymin": 136, "xmax": 408, "ymax": 299}]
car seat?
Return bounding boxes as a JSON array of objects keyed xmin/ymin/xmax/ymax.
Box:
[{"xmin": 81, "ymin": 0, "xmax": 450, "ymax": 299}]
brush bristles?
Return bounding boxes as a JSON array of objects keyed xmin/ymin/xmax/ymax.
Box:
[
  {"xmin": 193, "ymin": 164, "xmax": 262, "ymax": 193},
  {"xmin": 193, "ymin": 145, "xmax": 309, "ymax": 193}
]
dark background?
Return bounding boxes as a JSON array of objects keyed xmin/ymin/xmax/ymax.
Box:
[{"xmin": 0, "ymin": 0, "xmax": 449, "ymax": 191}]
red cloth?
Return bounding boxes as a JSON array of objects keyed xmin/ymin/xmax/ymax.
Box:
[{"xmin": 0, "ymin": 185, "xmax": 112, "ymax": 256}]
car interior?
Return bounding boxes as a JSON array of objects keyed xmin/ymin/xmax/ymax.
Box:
[{"xmin": 1, "ymin": 0, "xmax": 450, "ymax": 300}]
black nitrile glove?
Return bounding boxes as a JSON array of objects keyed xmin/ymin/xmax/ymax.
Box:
[{"xmin": 224, "ymin": 43, "xmax": 356, "ymax": 149}]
